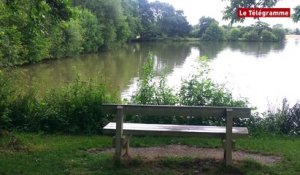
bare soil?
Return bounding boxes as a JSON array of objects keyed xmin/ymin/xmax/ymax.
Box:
[{"xmin": 89, "ymin": 144, "xmax": 281, "ymax": 166}]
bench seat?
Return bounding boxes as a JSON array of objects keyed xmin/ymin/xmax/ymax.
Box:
[{"xmin": 103, "ymin": 122, "xmax": 249, "ymax": 137}]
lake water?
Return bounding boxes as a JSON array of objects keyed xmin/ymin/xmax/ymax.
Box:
[{"xmin": 12, "ymin": 37, "xmax": 300, "ymax": 112}]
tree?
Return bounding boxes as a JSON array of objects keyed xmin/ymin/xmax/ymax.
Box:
[
  {"xmin": 272, "ymin": 28, "xmax": 285, "ymax": 41},
  {"xmin": 293, "ymin": 6, "xmax": 300, "ymax": 22},
  {"xmin": 201, "ymin": 23, "xmax": 225, "ymax": 41},
  {"xmin": 228, "ymin": 28, "xmax": 241, "ymax": 41},
  {"xmin": 0, "ymin": 0, "xmax": 72, "ymax": 65},
  {"xmin": 198, "ymin": 17, "xmax": 218, "ymax": 38},
  {"xmin": 251, "ymin": 21, "xmax": 271, "ymax": 36},
  {"xmin": 122, "ymin": 0, "xmax": 142, "ymax": 39},
  {"xmin": 242, "ymin": 30, "xmax": 260, "ymax": 41},
  {"xmin": 137, "ymin": 0, "xmax": 158, "ymax": 39},
  {"xmin": 71, "ymin": 0, "xmax": 131, "ymax": 47},
  {"xmin": 76, "ymin": 8, "xmax": 104, "ymax": 53},
  {"xmin": 261, "ymin": 30, "xmax": 276, "ymax": 42},
  {"xmin": 149, "ymin": 1, "xmax": 191, "ymax": 37}
]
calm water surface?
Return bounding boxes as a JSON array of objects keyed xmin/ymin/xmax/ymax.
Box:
[{"xmin": 12, "ymin": 38, "xmax": 300, "ymax": 112}]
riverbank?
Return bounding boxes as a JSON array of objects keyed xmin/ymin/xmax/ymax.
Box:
[
  {"xmin": 0, "ymin": 133, "xmax": 299, "ymax": 174},
  {"xmin": 286, "ymin": 35, "xmax": 300, "ymax": 39}
]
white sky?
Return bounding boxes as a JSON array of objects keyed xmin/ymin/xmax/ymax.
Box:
[{"xmin": 148, "ymin": 0, "xmax": 300, "ymax": 29}]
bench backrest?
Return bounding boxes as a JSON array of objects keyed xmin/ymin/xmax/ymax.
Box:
[{"xmin": 102, "ymin": 104, "xmax": 251, "ymax": 119}]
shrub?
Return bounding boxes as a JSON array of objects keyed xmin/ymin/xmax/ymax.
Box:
[
  {"xmin": 0, "ymin": 70, "xmax": 118, "ymax": 134},
  {"xmin": 272, "ymin": 28, "xmax": 286, "ymax": 41},
  {"xmin": 228, "ymin": 28, "xmax": 241, "ymax": 41},
  {"xmin": 0, "ymin": 71, "xmax": 14, "ymax": 131},
  {"xmin": 29, "ymin": 76, "xmax": 118, "ymax": 134},
  {"xmin": 130, "ymin": 55, "xmax": 248, "ymax": 126},
  {"xmin": 200, "ymin": 24, "xmax": 225, "ymax": 41},
  {"xmin": 261, "ymin": 30, "xmax": 276, "ymax": 42},
  {"xmin": 131, "ymin": 53, "xmax": 177, "ymax": 105},
  {"xmin": 242, "ymin": 30, "xmax": 260, "ymax": 41},
  {"xmin": 251, "ymin": 99, "xmax": 300, "ymax": 136}
]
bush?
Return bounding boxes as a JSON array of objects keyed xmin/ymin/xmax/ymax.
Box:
[
  {"xmin": 272, "ymin": 28, "xmax": 286, "ymax": 41},
  {"xmin": 0, "ymin": 71, "xmax": 15, "ymax": 131},
  {"xmin": 131, "ymin": 53, "xmax": 177, "ymax": 105},
  {"xmin": 130, "ymin": 55, "xmax": 248, "ymax": 126},
  {"xmin": 261, "ymin": 30, "xmax": 276, "ymax": 42},
  {"xmin": 242, "ymin": 30, "xmax": 260, "ymax": 41},
  {"xmin": 0, "ymin": 70, "xmax": 118, "ymax": 134},
  {"xmin": 228, "ymin": 28, "xmax": 241, "ymax": 41},
  {"xmin": 251, "ymin": 99, "xmax": 300, "ymax": 136},
  {"xmin": 200, "ymin": 24, "xmax": 225, "ymax": 41},
  {"xmin": 286, "ymin": 103, "xmax": 300, "ymax": 135},
  {"xmin": 33, "ymin": 76, "xmax": 117, "ymax": 134}
]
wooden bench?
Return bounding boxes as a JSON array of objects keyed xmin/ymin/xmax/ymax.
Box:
[{"xmin": 102, "ymin": 104, "xmax": 251, "ymax": 166}]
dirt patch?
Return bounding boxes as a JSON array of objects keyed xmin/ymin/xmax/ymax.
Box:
[{"xmin": 90, "ymin": 145, "xmax": 281, "ymax": 166}]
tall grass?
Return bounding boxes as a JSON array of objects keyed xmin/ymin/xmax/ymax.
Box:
[{"xmin": 0, "ymin": 71, "xmax": 119, "ymax": 134}]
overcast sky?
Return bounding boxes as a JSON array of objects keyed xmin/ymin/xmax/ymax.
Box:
[{"xmin": 148, "ymin": 0, "xmax": 300, "ymax": 29}]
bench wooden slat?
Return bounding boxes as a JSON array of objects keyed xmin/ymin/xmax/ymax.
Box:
[
  {"xmin": 103, "ymin": 122, "xmax": 248, "ymax": 137},
  {"xmin": 102, "ymin": 104, "xmax": 251, "ymax": 118}
]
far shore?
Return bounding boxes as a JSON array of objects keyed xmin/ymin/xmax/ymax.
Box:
[{"xmin": 286, "ymin": 35, "xmax": 300, "ymax": 39}]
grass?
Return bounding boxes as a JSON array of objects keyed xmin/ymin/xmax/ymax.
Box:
[{"xmin": 0, "ymin": 133, "xmax": 300, "ymax": 175}]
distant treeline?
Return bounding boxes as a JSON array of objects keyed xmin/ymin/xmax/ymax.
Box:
[
  {"xmin": 190, "ymin": 17, "xmax": 286, "ymax": 42},
  {"xmin": 0, "ymin": 0, "xmax": 287, "ymax": 67}
]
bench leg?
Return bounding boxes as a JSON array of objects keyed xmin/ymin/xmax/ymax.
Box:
[
  {"xmin": 113, "ymin": 135, "xmax": 131, "ymax": 160},
  {"xmin": 123, "ymin": 135, "xmax": 131, "ymax": 159},
  {"xmin": 222, "ymin": 138, "xmax": 236, "ymax": 166},
  {"xmin": 114, "ymin": 106, "xmax": 124, "ymax": 163},
  {"xmin": 225, "ymin": 109, "xmax": 233, "ymax": 166}
]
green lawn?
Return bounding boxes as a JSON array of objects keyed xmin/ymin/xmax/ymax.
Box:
[{"xmin": 0, "ymin": 133, "xmax": 299, "ymax": 175}]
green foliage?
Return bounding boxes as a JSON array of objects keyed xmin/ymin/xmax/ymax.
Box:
[
  {"xmin": 150, "ymin": 2, "xmax": 191, "ymax": 37},
  {"xmin": 198, "ymin": 16, "xmax": 218, "ymax": 38},
  {"xmin": 0, "ymin": 70, "xmax": 118, "ymax": 134},
  {"xmin": 179, "ymin": 76, "xmax": 246, "ymax": 107},
  {"xmin": 200, "ymin": 23, "xmax": 225, "ymax": 41},
  {"xmin": 0, "ymin": 71, "xmax": 14, "ymax": 131},
  {"xmin": 228, "ymin": 28, "xmax": 241, "ymax": 41},
  {"xmin": 293, "ymin": 5, "xmax": 300, "ymax": 22},
  {"xmin": 242, "ymin": 30, "xmax": 260, "ymax": 42},
  {"xmin": 61, "ymin": 18, "xmax": 84, "ymax": 57},
  {"xmin": 0, "ymin": 26, "xmax": 28, "ymax": 66},
  {"xmin": 261, "ymin": 30, "xmax": 276, "ymax": 42},
  {"xmin": 32, "ymin": 76, "xmax": 115, "ymax": 134},
  {"xmin": 71, "ymin": 0, "xmax": 130, "ymax": 48},
  {"xmin": 0, "ymin": 0, "xmax": 71, "ymax": 65},
  {"xmin": 196, "ymin": 19, "xmax": 284, "ymax": 42},
  {"xmin": 77, "ymin": 8, "xmax": 104, "ymax": 53},
  {"xmin": 132, "ymin": 53, "xmax": 177, "ymax": 105},
  {"xmin": 131, "ymin": 54, "xmax": 248, "ymax": 125},
  {"xmin": 252, "ymin": 99, "xmax": 300, "ymax": 136},
  {"xmin": 295, "ymin": 28, "xmax": 300, "ymax": 35},
  {"xmin": 272, "ymin": 28, "xmax": 286, "ymax": 41}
]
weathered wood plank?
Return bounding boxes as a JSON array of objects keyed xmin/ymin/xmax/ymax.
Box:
[
  {"xmin": 101, "ymin": 104, "xmax": 251, "ymax": 118},
  {"xmin": 114, "ymin": 106, "xmax": 124, "ymax": 162},
  {"xmin": 103, "ymin": 122, "xmax": 248, "ymax": 137},
  {"xmin": 225, "ymin": 109, "xmax": 233, "ymax": 166}
]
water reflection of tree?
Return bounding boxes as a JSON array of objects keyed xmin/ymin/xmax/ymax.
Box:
[
  {"xmin": 133, "ymin": 41, "xmax": 192, "ymax": 74},
  {"xmin": 11, "ymin": 42, "xmax": 193, "ymax": 95},
  {"xmin": 197, "ymin": 42, "xmax": 227, "ymax": 59},
  {"xmin": 228, "ymin": 41, "xmax": 286, "ymax": 57}
]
